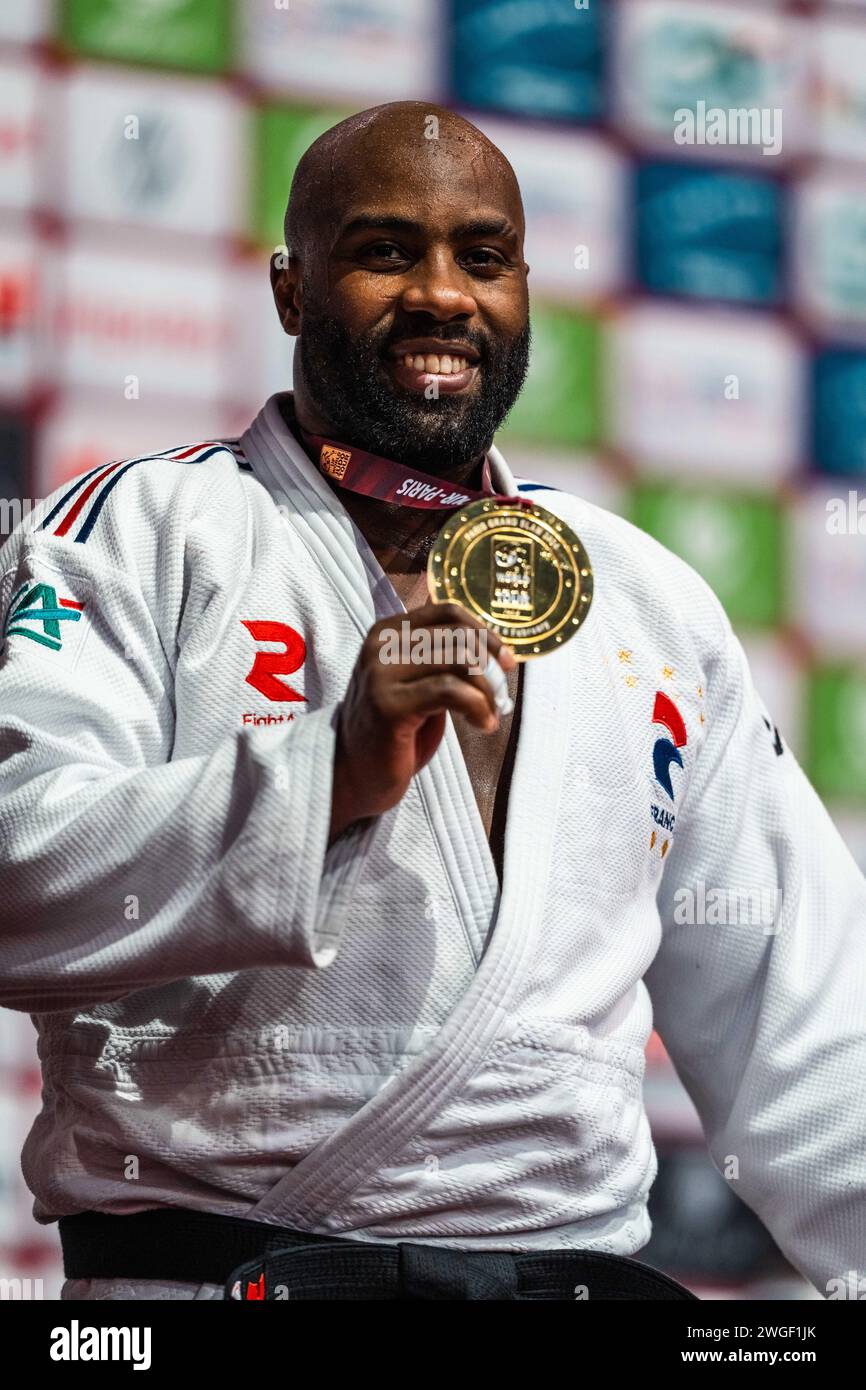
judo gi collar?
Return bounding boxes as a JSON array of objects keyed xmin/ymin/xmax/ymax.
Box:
[{"xmin": 297, "ymin": 425, "xmax": 533, "ymax": 513}]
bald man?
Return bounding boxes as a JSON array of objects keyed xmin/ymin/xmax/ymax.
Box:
[
  {"xmin": 275, "ymin": 103, "xmax": 534, "ymax": 881},
  {"xmin": 0, "ymin": 104, "xmax": 864, "ymax": 1302}
]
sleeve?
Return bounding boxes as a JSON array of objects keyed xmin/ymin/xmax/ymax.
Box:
[
  {"xmin": 645, "ymin": 602, "xmax": 866, "ymax": 1295},
  {"xmin": 0, "ymin": 535, "xmax": 379, "ymax": 1014}
]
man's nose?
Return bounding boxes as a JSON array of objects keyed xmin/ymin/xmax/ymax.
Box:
[{"xmin": 400, "ymin": 251, "xmax": 477, "ymax": 320}]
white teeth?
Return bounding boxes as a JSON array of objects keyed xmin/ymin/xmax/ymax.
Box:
[{"xmin": 401, "ymin": 353, "xmax": 472, "ymax": 374}]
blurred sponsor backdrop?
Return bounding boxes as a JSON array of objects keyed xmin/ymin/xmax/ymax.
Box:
[{"xmin": 2, "ymin": 0, "xmax": 864, "ymax": 1300}]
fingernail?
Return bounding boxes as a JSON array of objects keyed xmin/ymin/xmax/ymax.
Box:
[{"xmin": 483, "ymin": 655, "xmax": 507, "ymax": 697}]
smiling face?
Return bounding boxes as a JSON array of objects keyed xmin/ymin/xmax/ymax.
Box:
[{"xmin": 272, "ymin": 104, "xmax": 531, "ymax": 474}]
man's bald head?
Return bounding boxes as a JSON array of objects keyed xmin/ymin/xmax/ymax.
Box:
[{"xmin": 284, "ymin": 102, "xmax": 524, "ymax": 259}]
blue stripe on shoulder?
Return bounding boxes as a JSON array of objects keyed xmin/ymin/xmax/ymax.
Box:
[
  {"xmin": 516, "ymin": 482, "xmax": 556, "ymax": 493},
  {"xmin": 38, "ymin": 462, "xmax": 114, "ymax": 531},
  {"xmin": 74, "ymin": 459, "xmax": 147, "ymax": 544},
  {"xmin": 73, "ymin": 444, "xmax": 229, "ymax": 544},
  {"xmin": 38, "ymin": 440, "xmax": 222, "ymax": 533}
]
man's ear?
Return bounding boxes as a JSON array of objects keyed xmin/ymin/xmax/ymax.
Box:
[{"xmin": 270, "ymin": 248, "xmax": 302, "ymax": 336}]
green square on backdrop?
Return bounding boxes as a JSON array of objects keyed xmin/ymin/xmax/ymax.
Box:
[
  {"xmin": 629, "ymin": 480, "xmax": 786, "ymax": 629},
  {"xmin": 61, "ymin": 0, "xmax": 232, "ymax": 73},
  {"xmin": 806, "ymin": 666, "xmax": 866, "ymax": 804},
  {"xmin": 501, "ymin": 306, "xmax": 602, "ymax": 449},
  {"xmin": 253, "ymin": 105, "xmax": 353, "ymax": 250}
]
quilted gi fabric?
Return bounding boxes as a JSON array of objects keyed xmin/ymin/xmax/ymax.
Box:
[{"xmin": 0, "ymin": 393, "xmax": 863, "ymax": 1298}]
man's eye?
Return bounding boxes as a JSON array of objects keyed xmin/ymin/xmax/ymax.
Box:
[
  {"xmin": 363, "ymin": 243, "xmax": 405, "ymax": 261},
  {"xmin": 461, "ymin": 249, "xmax": 505, "ymax": 269}
]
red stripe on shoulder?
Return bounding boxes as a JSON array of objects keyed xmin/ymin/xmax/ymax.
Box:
[{"xmin": 53, "ymin": 462, "xmax": 123, "ymax": 537}]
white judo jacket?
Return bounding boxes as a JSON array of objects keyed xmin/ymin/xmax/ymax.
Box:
[{"xmin": 0, "ymin": 391, "xmax": 864, "ymax": 1296}]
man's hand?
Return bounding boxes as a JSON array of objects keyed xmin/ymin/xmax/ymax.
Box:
[{"xmin": 329, "ymin": 602, "xmax": 516, "ymax": 842}]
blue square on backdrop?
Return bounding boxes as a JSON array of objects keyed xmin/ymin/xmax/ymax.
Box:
[
  {"xmin": 636, "ymin": 163, "xmax": 782, "ymax": 306},
  {"xmin": 451, "ymin": 0, "xmax": 603, "ymax": 122},
  {"xmin": 814, "ymin": 350, "xmax": 866, "ymax": 477}
]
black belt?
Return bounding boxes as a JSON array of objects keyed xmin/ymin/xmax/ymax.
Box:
[{"xmin": 59, "ymin": 1209, "xmax": 698, "ymax": 1301}]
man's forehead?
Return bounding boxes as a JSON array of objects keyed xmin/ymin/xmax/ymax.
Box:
[
  {"xmin": 327, "ymin": 146, "xmax": 523, "ymax": 239},
  {"xmin": 286, "ymin": 103, "xmax": 524, "ymax": 257},
  {"xmin": 334, "ymin": 204, "xmax": 520, "ymax": 241}
]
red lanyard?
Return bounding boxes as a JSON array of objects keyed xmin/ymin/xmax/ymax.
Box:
[{"xmin": 299, "ymin": 427, "xmax": 533, "ymax": 512}]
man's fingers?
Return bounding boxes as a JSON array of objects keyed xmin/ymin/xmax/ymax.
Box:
[
  {"xmin": 373, "ymin": 649, "xmax": 514, "ymax": 719},
  {"xmin": 426, "ymin": 603, "xmax": 518, "ymax": 670},
  {"xmin": 365, "ymin": 604, "xmax": 518, "ymax": 722},
  {"xmin": 479, "ymin": 654, "xmax": 514, "ymax": 717},
  {"xmin": 371, "ymin": 602, "xmax": 517, "ymax": 671},
  {"xmin": 386, "ymin": 673, "xmax": 500, "ymax": 731}
]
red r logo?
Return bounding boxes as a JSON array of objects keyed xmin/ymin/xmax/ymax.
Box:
[{"xmin": 241, "ymin": 620, "xmax": 307, "ymax": 702}]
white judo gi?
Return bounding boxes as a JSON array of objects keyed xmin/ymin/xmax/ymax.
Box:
[{"xmin": 0, "ymin": 391, "xmax": 864, "ymax": 1301}]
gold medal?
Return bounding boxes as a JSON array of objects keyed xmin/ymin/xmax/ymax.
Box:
[{"xmin": 427, "ymin": 497, "xmax": 594, "ymax": 660}]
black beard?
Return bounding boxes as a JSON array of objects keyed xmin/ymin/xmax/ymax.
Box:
[{"xmin": 296, "ymin": 311, "xmax": 532, "ymax": 474}]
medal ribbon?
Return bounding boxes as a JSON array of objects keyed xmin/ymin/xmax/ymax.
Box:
[{"xmin": 299, "ymin": 427, "xmax": 534, "ymax": 512}]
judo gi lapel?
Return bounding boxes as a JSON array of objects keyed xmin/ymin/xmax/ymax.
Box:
[
  {"xmin": 242, "ymin": 395, "xmax": 379, "ymax": 634},
  {"xmin": 243, "ymin": 393, "xmax": 503, "ymax": 962},
  {"xmin": 240, "ymin": 396, "xmax": 573, "ymax": 1232}
]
